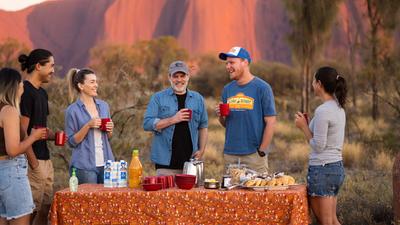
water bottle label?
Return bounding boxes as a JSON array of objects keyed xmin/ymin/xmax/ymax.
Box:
[
  {"xmin": 105, "ymin": 172, "xmax": 111, "ymax": 179},
  {"xmin": 121, "ymin": 172, "xmax": 127, "ymax": 179}
]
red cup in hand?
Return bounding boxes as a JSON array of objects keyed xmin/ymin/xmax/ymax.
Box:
[
  {"xmin": 185, "ymin": 109, "xmax": 192, "ymax": 120},
  {"xmin": 219, "ymin": 103, "xmax": 230, "ymax": 117},
  {"xmin": 303, "ymin": 113, "xmax": 309, "ymax": 125},
  {"xmin": 55, "ymin": 131, "xmax": 66, "ymax": 146},
  {"xmin": 100, "ymin": 118, "xmax": 111, "ymax": 131}
]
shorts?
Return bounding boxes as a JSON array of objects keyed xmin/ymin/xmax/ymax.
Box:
[
  {"xmin": 307, "ymin": 161, "xmax": 345, "ymax": 197},
  {"xmin": 224, "ymin": 152, "xmax": 269, "ymax": 173},
  {"xmin": 0, "ymin": 155, "xmax": 35, "ymax": 220},
  {"xmin": 28, "ymin": 159, "xmax": 54, "ymax": 212}
]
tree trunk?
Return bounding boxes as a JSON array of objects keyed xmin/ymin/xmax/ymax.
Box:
[
  {"xmin": 305, "ymin": 61, "xmax": 311, "ymax": 114},
  {"xmin": 301, "ymin": 64, "xmax": 307, "ymax": 113},
  {"xmin": 393, "ymin": 152, "xmax": 400, "ymax": 224},
  {"xmin": 367, "ymin": 0, "xmax": 379, "ymax": 120}
]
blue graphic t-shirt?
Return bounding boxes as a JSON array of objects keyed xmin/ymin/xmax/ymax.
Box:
[{"xmin": 221, "ymin": 77, "xmax": 276, "ymax": 155}]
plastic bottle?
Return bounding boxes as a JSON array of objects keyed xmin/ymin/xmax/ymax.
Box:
[
  {"xmin": 111, "ymin": 161, "xmax": 119, "ymax": 187},
  {"xmin": 69, "ymin": 167, "xmax": 78, "ymax": 192},
  {"xmin": 104, "ymin": 160, "xmax": 113, "ymax": 188},
  {"xmin": 128, "ymin": 149, "xmax": 142, "ymax": 188},
  {"xmin": 118, "ymin": 160, "xmax": 128, "ymax": 187}
]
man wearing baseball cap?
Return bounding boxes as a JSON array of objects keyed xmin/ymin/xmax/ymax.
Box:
[
  {"xmin": 143, "ymin": 61, "xmax": 208, "ymax": 176},
  {"xmin": 216, "ymin": 47, "xmax": 276, "ymax": 173}
]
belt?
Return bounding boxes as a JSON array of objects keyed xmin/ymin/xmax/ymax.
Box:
[{"xmin": 0, "ymin": 155, "xmax": 12, "ymax": 160}]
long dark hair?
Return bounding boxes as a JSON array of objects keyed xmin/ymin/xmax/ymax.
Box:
[
  {"xmin": 66, "ymin": 68, "xmax": 95, "ymax": 103},
  {"xmin": 0, "ymin": 68, "xmax": 23, "ymax": 111},
  {"xmin": 18, "ymin": 49, "xmax": 53, "ymax": 74},
  {"xmin": 315, "ymin": 66, "xmax": 347, "ymax": 108}
]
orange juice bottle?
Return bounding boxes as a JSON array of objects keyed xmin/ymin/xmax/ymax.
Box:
[{"xmin": 129, "ymin": 149, "xmax": 142, "ymax": 188}]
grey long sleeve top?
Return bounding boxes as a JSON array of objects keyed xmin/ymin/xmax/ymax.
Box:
[{"xmin": 308, "ymin": 100, "xmax": 346, "ymax": 166}]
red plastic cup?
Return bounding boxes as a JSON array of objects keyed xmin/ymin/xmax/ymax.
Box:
[
  {"xmin": 100, "ymin": 118, "xmax": 111, "ymax": 131},
  {"xmin": 166, "ymin": 175, "xmax": 175, "ymax": 188},
  {"xmin": 55, "ymin": 131, "xmax": 66, "ymax": 146},
  {"xmin": 33, "ymin": 125, "xmax": 48, "ymax": 139},
  {"xmin": 303, "ymin": 113, "xmax": 309, "ymax": 125},
  {"xmin": 144, "ymin": 176, "xmax": 158, "ymax": 184},
  {"xmin": 219, "ymin": 103, "xmax": 230, "ymax": 117},
  {"xmin": 185, "ymin": 109, "xmax": 192, "ymax": 120},
  {"xmin": 157, "ymin": 176, "xmax": 168, "ymax": 189}
]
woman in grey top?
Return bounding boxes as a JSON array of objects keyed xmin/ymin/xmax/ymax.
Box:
[{"xmin": 295, "ymin": 66, "xmax": 347, "ymax": 225}]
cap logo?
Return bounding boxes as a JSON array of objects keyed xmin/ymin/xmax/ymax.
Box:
[
  {"xmin": 228, "ymin": 47, "xmax": 240, "ymax": 56},
  {"xmin": 175, "ymin": 62, "xmax": 184, "ymax": 67}
]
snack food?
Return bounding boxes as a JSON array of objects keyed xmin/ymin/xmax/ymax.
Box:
[{"xmin": 243, "ymin": 175, "xmax": 296, "ymax": 187}]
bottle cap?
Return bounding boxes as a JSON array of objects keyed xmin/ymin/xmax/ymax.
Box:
[{"xmin": 133, "ymin": 149, "xmax": 139, "ymax": 155}]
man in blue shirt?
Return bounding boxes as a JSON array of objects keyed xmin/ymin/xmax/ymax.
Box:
[
  {"xmin": 143, "ymin": 61, "xmax": 208, "ymax": 176},
  {"xmin": 215, "ymin": 47, "xmax": 276, "ymax": 173}
]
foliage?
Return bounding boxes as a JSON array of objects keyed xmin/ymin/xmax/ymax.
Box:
[
  {"xmin": 0, "ymin": 38, "xmax": 29, "ymax": 69},
  {"xmin": 283, "ymin": 0, "xmax": 342, "ymax": 113},
  {"xmin": 190, "ymin": 54, "xmax": 228, "ymax": 98}
]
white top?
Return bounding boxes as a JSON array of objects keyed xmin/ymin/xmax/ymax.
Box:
[
  {"xmin": 309, "ymin": 100, "xmax": 346, "ymax": 166},
  {"xmin": 94, "ymin": 128, "xmax": 104, "ymax": 166}
]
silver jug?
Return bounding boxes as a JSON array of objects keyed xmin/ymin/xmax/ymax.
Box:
[{"xmin": 183, "ymin": 158, "xmax": 204, "ymax": 186}]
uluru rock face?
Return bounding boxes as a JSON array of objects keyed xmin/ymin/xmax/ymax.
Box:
[{"xmin": 0, "ymin": 0, "xmax": 389, "ymax": 73}]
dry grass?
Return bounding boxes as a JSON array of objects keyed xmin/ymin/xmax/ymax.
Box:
[
  {"xmin": 342, "ymin": 142, "xmax": 363, "ymax": 168},
  {"xmin": 374, "ymin": 151, "xmax": 394, "ymax": 171},
  {"xmin": 355, "ymin": 117, "xmax": 389, "ymax": 137}
]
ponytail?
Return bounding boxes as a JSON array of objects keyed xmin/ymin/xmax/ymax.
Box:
[
  {"xmin": 66, "ymin": 68, "xmax": 79, "ymax": 103},
  {"xmin": 335, "ymin": 76, "xmax": 347, "ymax": 108},
  {"xmin": 65, "ymin": 68, "xmax": 95, "ymax": 103}
]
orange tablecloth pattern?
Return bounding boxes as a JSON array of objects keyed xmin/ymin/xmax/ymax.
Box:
[{"xmin": 50, "ymin": 184, "xmax": 310, "ymax": 225}]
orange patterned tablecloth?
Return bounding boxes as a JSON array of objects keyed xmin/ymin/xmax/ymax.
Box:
[{"xmin": 50, "ymin": 184, "xmax": 310, "ymax": 225}]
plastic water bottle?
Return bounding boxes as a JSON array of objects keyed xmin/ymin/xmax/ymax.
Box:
[
  {"xmin": 69, "ymin": 168, "xmax": 78, "ymax": 192},
  {"xmin": 104, "ymin": 160, "xmax": 112, "ymax": 188},
  {"xmin": 111, "ymin": 161, "xmax": 119, "ymax": 187},
  {"xmin": 118, "ymin": 160, "xmax": 128, "ymax": 187},
  {"xmin": 129, "ymin": 149, "xmax": 142, "ymax": 188}
]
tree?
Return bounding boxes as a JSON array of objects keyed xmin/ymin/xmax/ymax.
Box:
[
  {"xmin": 364, "ymin": 0, "xmax": 400, "ymax": 120},
  {"xmin": 284, "ymin": 0, "xmax": 341, "ymax": 113},
  {"xmin": 0, "ymin": 38, "xmax": 29, "ymax": 69}
]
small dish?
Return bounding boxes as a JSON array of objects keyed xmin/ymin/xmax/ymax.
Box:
[{"xmin": 204, "ymin": 181, "xmax": 220, "ymax": 189}]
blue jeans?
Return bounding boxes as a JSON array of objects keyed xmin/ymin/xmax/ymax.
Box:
[
  {"xmin": 307, "ymin": 161, "xmax": 345, "ymax": 197},
  {"xmin": 71, "ymin": 167, "xmax": 105, "ymax": 184},
  {"xmin": 0, "ymin": 155, "xmax": 35, "ymax": 220}
]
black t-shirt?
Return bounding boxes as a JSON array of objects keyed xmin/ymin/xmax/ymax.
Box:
[
  {"xmin": 20, "ymin": 80, "xmax": 50, "ymax": 160},
  {"xmin": 156, "ymin": 93, "xmax": 193, "ymax": 170}
]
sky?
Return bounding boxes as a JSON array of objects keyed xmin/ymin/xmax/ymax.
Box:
[{"xmin": 0, "ymin": 0, "xmax": 47, "ymax": 11}]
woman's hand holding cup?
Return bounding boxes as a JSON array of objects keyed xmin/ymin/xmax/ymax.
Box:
[
  {"xmin": 88, "ymin": 118, "xmax": 101, "ymax": 129},
  {"xmin": 31, "ymin": 127, "xmax": 49, "ymax": 140}
]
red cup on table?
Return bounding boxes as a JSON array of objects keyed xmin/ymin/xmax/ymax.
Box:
[
  {"xmin": 100, "ymin": 118, "xmax": 111, "ymax": 132},
  {"xmin": 144, "ymin": 176, "xmax": 158, "ymax": 184},
  {"xmin": 157, "ymin": 176, "xmax": 168, "ymax": 189},
  {"xmin": 166, "ymin": 175, "xmax": 175, "ymax": 188},
  {"xmin": 185, "ymin": 109, "xmax": 192, "ymax": 120},
  {"xmin": 33, "ymin": 125, "xmax": 48, "ymax": 139},
  {"xmin": 219, "ymin": 103, "xmax": 230, "ymax": 117},
  {"xmin": 55, "ymin": 131, "xmax": 66, "ymax": 146}
]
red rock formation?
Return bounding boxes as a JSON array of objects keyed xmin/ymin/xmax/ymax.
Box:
[{"xmin": 0, "ymin": 0, "xmax": 397, "ymax": 73}]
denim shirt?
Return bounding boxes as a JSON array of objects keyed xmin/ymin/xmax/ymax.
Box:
[
  {"xmin": 65, "ymin": 98, "xmax": 114, "ymax": 171},
  {"xmin": 143, "ymin": 88, "xmax": 208, "ymax": 166}
]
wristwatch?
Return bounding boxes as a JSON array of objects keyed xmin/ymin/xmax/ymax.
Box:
[{"xmin": 257, "ymin": 147, "xmax": 266, "ymax": 157}]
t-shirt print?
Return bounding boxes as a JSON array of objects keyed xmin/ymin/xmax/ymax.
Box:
[{"xmin": 227, "ymin": 92, "xmax": 254, "ymax": 110}]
